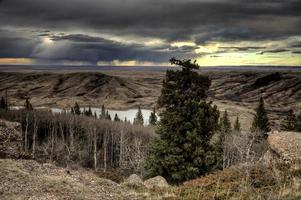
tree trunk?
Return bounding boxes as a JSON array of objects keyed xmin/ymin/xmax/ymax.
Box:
[
  {"xmin": 50, "ymin": 124, "xmax": 55, "ymax": 163},
  {"xmin": 119, "ymin": 128, "xmax": 123, "ymax": 168},
  {"xmin": 103, "ymin": 129, "xmax": 107, "ymax": 172},
  {"xmin": 32, "ymin": 112, "xmax": 37, "ymax": 159},
  {"xmin": 24, "ymin": 114, "xmax": 29, "ymax": 153},
  {"xmin": 93, "ymin": 128, "xmax": 97, "ymax": 172},
  {"xmin": 69, "ymin": 119, "xmax": 74, "ymax": 152}
]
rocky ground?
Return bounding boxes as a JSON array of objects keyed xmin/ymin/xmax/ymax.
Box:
[
  {"xmin": 0, "ymin": 159, "xmax": 132, "ymax": 200},
  {"xmin": 1, "ymin": 117, "xmax": 301, "ymax": 200},
  {"xmin": 0, "ymin": 118, "xmax": 170, "ymax": 200},
  {"xmin": 0, "ymin": 119, "xmax": 22, "ymax": 159}
]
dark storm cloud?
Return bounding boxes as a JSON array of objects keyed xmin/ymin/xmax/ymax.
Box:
[
  {"xmin": 168, "ymin": 45, "xmax": 199, "ymax": 53},
  {"xmin": 44, "ymin": 34, "xmax": 196, "ymax": 63},
  {"xmin": 50, "ymin": 34, "xmax": 110, "ymax": 43},
  {"xmin": 258, "ymin": 49, "xmax": 289, "ymax": 55},
  {"xmin": 292, "ymin": 50, "xmax": 301, "ymax": 54},
  {"xmin": 0, "ymin": 0, "xmax": 300, "ymax": 63},
  {"xmin": 1, "ymin": 0, "xmax": 301, "ymax": 40},
  {"xmin": 291, "ymin": 42, "xmax": 301, "ymax": 48},
  {"xmin": 0, "ymin": 30, "xmax": 196, "ymax": 63},
  {"xmin": 219, "ymin": 46, "xmax": 265, "ymax": 51},
  {"xmin": 0, "ymin": 29, "xmax": 39, "ymax": 58}
]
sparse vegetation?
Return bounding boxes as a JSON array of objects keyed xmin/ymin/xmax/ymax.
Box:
[
  {"xmin": 281, "ymin": 109, "xmax": 301, "ymax": 132},
  {"xmin": 167, "ymin": 162, "xmax": 301, "ymax": 200}
]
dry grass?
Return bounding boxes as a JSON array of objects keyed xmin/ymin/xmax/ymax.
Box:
[
  {"xmin": 1, "ymin": 159, "xmax": 301, "ymax": 200},
  {"xmin": 0, "ymin": 159, "xmax": 132, "ymax": 200},
  {"xmin": 164, "ymin": 163, "xmax": 301, "ymax": 200}
]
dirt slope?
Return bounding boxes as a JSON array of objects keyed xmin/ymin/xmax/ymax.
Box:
[
  {"xmin": 0, "ymin": 159, "xmax": 133, "ymax": 200},
  {"xmin": 0, "ymin": 72, "xmax": 160, "ymax": 109}
]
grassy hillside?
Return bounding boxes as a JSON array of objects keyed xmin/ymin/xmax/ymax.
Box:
[{"xmin": 0, "ymin": 71, "xmax": 300, "ymax": 129}]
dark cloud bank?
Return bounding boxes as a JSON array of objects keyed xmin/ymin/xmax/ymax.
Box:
[{"xmin": 0, "ymin": 0, "xmax": 300, "ymax": 64}]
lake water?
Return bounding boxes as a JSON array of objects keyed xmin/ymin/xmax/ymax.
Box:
[
  {"xmin": 11, "ymin": 106, "xmax": 155, "ymax": 125},
  {"xmin": 80, "ymin": 107, "xmax": 153, "ymax": 125}
]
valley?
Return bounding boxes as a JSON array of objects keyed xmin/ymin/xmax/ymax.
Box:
[{"xmin": 0, "ymin": 70, "xmax": 300, "ymax": 130}]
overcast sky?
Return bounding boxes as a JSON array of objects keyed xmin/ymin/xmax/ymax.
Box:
[{"xmin": 0, "ymin": 0, "xmax": 300, "ymax": 66}]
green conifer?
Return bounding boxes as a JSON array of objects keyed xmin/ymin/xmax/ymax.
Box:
[
  {"xmin": 295, "ymin": 114, "xmax": 301, "ymax": 132},
  {"xmin": 251, "ymin": 97, "xmax": 270, "ymax": 137},
  {"xmin": 100, "ymin": 105, "xmax": 106, "ymax": 119},
  {"xmin": 24, "ymin": 98, "xmax": 33, "ymax": 110},
  {"xmin": 114, "ymin": 113, "xmax": 120, "ymax": 122},
  {"xmin": 233, "ymin": 115, "xmax": 241, "ymax": 132},
  {"xmin": 73, "ymin": 102, "xmax": 81, "ymax": 115},
  {"xmin": 105, "ymin": 111, "xmax": 111, "ymax": 120},
  {"xmin": 220, "ymin": 110, "xmax": 232, "ymax": 135},
  {"xmin": 134, "ymin": 106, "xmax": 144, "ymax": 125},
  {"xmin": 149, "ymin": 107, "xmax": 157, "ymax": 126},
  {"xmin": 146, "ymin": 58, "xmax": 220, "ymax": 184},
  {"xmin": 0, "ymin": 97, "xmax": 7, "ymax": 110}
]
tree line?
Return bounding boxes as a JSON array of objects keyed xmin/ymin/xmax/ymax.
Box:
[
  {"xmin": 70, "ymin": 103, "xmax": 158, "ymax": 126},
  {"xmin": 0, "ymin": 107, "xmax": 155, "ymax": 174}
]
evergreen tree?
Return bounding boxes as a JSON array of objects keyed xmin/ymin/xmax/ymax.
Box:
[
  {"xmin": 220, "ymin": 110, "xmax": 232, "ymax": 135},
  {"xmin": 146, "ymin": 58, "xmax": 220, "ymax": 184},
  {"xmin": 233, "ymin": 115, "xmax": 241, "ymax": 132},
  {"xmin": 134, "ymin": 106, "xmax": 144, "ymax": 125},
  {"xmin": 114, "ymin": 113, "xmax": 120, "ymax": 122},
  {"xmin": 73, "ymin": 102, "xmax": 81, "ymax": 115},
  {"xmin": 0, "ymin": 97, "xmax": 7, "ymax": 110},
  {"xmin": 86, "ymin": 106, "xmax": 93, "ymax": 117},
  {"xmin": 216, "ymin": 110, "xmax": 232, "ymax": 169},
  {"xmin": 101, "ymin": 105, "xmax": 106, "ymax": 118},
  {"xmin": 280, "ymin": 109, "xmax": 296, "ymax": 131},
  {"xmin": 124, "ymin": 117, "xmax": 130, "ymax": 124},
  {"xmin": 295, "ymin": 114, "xmax": 301, "ymax": 132},
  {"xmin": 24, "ymin": 98, "xmax": 33, "ymax": 110},
  {"xmin": 105, "ymin": 111, "xmax": 111, "ymax": 120},
  {"xmin": 70, "ymin": 107, "xmax": 75, "ymax": 114},
  {"xmin": 149, "ymin": 107, "xmax": 157, "ymax": 126},
  {"xmin": 251, "ymin": 97, "xmax": 270, "ymax": 137}
]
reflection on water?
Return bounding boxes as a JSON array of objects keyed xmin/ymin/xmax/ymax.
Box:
[{"xmin": 11, "ymin": 106, "xmax": 155, "ymax": 125}]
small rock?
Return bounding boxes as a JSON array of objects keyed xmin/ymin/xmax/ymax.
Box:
[
  {"xmin": 144, "ymin": 176, "xmax": 169, "ymax": 189},
  {"xmin": 122, "ymin": 174, "xmax": 144, "ymax": 188}
]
